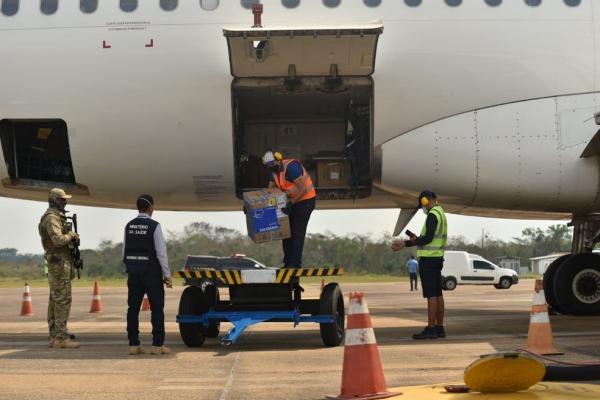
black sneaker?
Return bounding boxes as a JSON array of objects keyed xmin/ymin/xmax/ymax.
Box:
[
  {"xmin": 412, "ymin": 327, "xmax": 439, "ymax": 340},
  {"xmin": 435, "ymin": 325, "xmax": 446, "ymax": 338}
]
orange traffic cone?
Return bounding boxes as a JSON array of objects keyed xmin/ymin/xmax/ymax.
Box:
[
  {"xmin": 20, "ymin": 282, "xmax": 33, "ymax": 316},
  {"xmin": 89, "ymin": 281, "xmax": 102, "ymax": 313},
  {"xmin": 526, "ymin": 279, "xmax": 563, "ymax": 355},
  {"xmin": 141, "ymin": 294, "xmax": 151, "ymax": 311},
  {"xmin": 327, "ymin": 292, "xmax": 400, "ymax": 400}
]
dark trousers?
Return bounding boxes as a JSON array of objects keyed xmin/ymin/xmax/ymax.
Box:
[
  {"xmin": 418, "ymin": 257, "xmax": 444, "ymax": 299},
  {"xmin": 282, "ymin": 197, "xmax": 316, "ymax": 268},
  {"xmin": 127, "ymin": 272, "xmax": 165, "ymax": 346},
  {"xmin": 409, "ymin": 272, "xmax": 418, "ymax": 290}
]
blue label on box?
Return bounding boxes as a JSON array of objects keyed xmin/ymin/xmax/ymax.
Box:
[{"xmin": 252, "ymin": 206, "xmax": 280, "ymax": 233}]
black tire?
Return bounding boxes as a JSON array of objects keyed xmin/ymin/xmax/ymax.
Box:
[
  {"xmin": 552, "ymin": 253, "xmax": 600, "ymax": 316},
  {"xmin": 494, "ymin": 284, "xmax": 502, "ymax": 289},
  {"xmin": 543, "ymin": 254, "xmax": 571, "ymax": 315},
  {"xmin": 204, "ymin": 284, "xmax": 220, "ymax": 338},
  {"xmin": 319, "ymin": 283, "xmax": 345, "ymax": 347},
  {"xmin": 498, "ymin": 276, "xmax": 512, "ymax": 290},
  {"xmin": 178, "ymin": 286, "xmax": 208, "ymax": 347},
  {"xmin": 443, "ymin": 277, "xmax": 457, "ymax": 291}
]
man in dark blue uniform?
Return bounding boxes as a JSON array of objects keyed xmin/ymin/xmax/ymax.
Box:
[{"xmin": 123, "ymin": 194, "xmax": 172, "ymax": 355}]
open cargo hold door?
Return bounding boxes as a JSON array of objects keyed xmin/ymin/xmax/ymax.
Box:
[
  {"xmin": 224, "ymin": 23, "xmax": 383, "ymax": 78},
  {"xmin": 224, "ymin": 24, "xmax": 383, "ymax": 200}
]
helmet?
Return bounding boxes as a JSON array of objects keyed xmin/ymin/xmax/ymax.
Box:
[
  {"xmin": 262, "ymin": 150, "xmax": 283, "ymax": 167},
  {"xmin": 418, "ymin": 190, "xmax": 436, "ymax": 208},
  {"xmin": 48, "ymin": 188, "xmax": 72, "ymax": 202}
]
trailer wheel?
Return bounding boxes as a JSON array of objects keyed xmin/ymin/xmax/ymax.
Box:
[
  {"xmin": 543, "ymin": 254, "xmax": 571, "ymax": 315},
  {"xmin": 552, "ymin": 253, "xmax": 600, "ymax": 316},
  {"xmin": 205, "ymin": 284, "xmax": 220, "ymax": 338},
  {"xmin": 178, "ymin": 286, "xmax": 207, "ymax": 347},
  {"xmin": 319, "ymin": 283, "xmax": 345, "ymax": 347}
]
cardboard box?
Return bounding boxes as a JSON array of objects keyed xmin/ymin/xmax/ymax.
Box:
[
  {"xmin": 317, "ymin": 160, "xmax": 351, "ymax": 188},
  {"xmin": 244, "ymin": 189, "xmax": 291, "ymax": 243}
]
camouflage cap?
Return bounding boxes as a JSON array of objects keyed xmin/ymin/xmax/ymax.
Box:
[{"xmin": 48, "ymin": 188, "xmax": 72, "ymax": 201}]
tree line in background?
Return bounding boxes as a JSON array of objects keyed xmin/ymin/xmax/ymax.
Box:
[{"xmin": 0, "ymin": 222, "xmax": 572, "ymax": 280}]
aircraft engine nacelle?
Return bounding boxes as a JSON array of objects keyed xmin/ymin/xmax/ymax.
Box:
[{"xmin": 380, "ymin": 93, "xmax": 600, "ymax": 216}]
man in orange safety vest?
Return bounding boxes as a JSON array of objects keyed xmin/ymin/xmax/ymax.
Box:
[{"xmin": 263, "ymin": 150, "xmax": 317, "ymax": 268}]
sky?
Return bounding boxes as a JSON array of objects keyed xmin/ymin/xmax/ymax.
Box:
[{"xmin": 0, "ymin": 197, "xmax": 569, "ymax": 255}]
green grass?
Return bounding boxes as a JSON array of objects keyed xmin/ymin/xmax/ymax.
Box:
[
  {"xmin": 0, "ymin": 277, "xmax": 127, "ymax": 288},
  {"xmin": 301, "ymin": 274, "xmax": 406, "ymax": 283},
  {"xmin": 0, "ymin": 273, "xmax": 405, "ymax": 288},
  {"xmin": 1, "ymin": 273, "xmax": 539, "ymax": 288},
  {"xmin": 517, "ymin": 274, "xmax": 543, "ymax": 280}
]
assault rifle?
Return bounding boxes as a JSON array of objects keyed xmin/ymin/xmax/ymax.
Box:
[{"xmin": 65, "ymin": 213, "xmax": 83, "ymax": 279}]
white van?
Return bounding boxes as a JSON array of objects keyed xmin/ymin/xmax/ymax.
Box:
[{"xmin": 441, "ymin": 251, "xmax": 519, "ymax": 290}]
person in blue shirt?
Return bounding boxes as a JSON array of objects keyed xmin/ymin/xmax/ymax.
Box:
[{"xmin": 406, "ymin": 255, "xmax": 419, "ymax": 291}]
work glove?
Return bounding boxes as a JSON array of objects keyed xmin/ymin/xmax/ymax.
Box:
[{"xmin": 163, "ymin": 277, "xmax": 173, "ymax": 289}]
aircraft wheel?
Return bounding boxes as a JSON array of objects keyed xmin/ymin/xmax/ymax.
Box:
[
  {"xmin": 178, "ymin": 286, "xmax": 207, "ymax": 347},
  {"xmin": 553, "ymin": 253, "xmax": 600, "ymax": 316},
  {"xmin": 543, "ymin": 254, "xmax": 571, "ymax": 314},
  {"xmin": 319, "ymin": 283, "xmax": 345, "ymax": 347}
]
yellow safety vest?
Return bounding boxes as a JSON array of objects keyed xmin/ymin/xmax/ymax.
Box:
[{"xmin": 416, "ymin": 205, "xmax": 447, "ymax": 258}]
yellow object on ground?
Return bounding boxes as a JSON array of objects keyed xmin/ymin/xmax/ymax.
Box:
[
  {"xmin": 464, "ymin": 352, "xmax": 546, "ymax": 393},
  {"xmin": 389, "ymin": 383, "xmax": 600, "ymax": 399}
]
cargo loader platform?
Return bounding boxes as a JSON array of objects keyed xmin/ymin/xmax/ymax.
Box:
[{"xmin": 174, "ymin": 256, "xmax": 345, "ymax": 347}]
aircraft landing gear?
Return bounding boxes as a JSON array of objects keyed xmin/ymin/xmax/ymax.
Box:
[{"xmin": 545, "ymin": 215, "xmax": 600, "ymax": 315}]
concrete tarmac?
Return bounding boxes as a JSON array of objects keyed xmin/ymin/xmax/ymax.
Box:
[{"xmin": 1, "ymin": 279, "xmax": 599, "ymax": 399}]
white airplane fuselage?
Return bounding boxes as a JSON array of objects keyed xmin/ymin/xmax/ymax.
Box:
[{"xmin": 1, "ymin": 0, "xmax": 599, "ymax": 218}]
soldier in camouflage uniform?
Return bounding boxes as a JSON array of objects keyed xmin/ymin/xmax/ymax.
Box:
[{"xmin": 39, "ymin": 188, "xmax": 80, "ymax": 349}]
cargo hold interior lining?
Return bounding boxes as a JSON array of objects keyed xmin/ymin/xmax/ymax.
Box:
[
  {"xmin": 232, "ymin": 76, "xmax": 373, "ymax": 200},
  {"xmin": 0, "ymin": 119, "xmax": 76, "ymax": 186}
]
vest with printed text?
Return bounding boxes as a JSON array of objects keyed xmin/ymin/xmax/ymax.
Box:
[{"xmin": 123, "ymin": 217, "xmax": 161, "ymax": 274}]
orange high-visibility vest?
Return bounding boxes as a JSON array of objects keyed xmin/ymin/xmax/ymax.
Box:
[{"xmin": 273, "ymin": 159, "xmax": 316, "ymax": 202}]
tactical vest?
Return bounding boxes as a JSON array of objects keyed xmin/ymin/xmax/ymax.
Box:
[
  {"xmin": 39, "ymin": 209, "xmax": 70, "ymax": 255},
  {"xmin": 416, "ymin": 205, "xmax": 448, "ymax": 258},
  {"xmin": 123, "ymin": 217, "xmax": 161, "ymax": 274},
  {"xmin": 273, "ymin": 159, "xmax": 317, "ymax": 202}
]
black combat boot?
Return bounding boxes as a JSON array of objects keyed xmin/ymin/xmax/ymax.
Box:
[
  {"xmin": 412, "ymin": 326, "xmax": 439, "ymax": 340},
  {"xmin": 435, "ymin": 325, "xmax": 446, "ymax": 338}
]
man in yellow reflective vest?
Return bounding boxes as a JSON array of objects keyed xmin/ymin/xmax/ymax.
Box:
[
  {"xmin": 392, "ymin": 190, "xmax": 447, "ymax": 339},
  {"xmin": 263, "ymin": 150, "xmax": 317, "ymax": 268}
]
